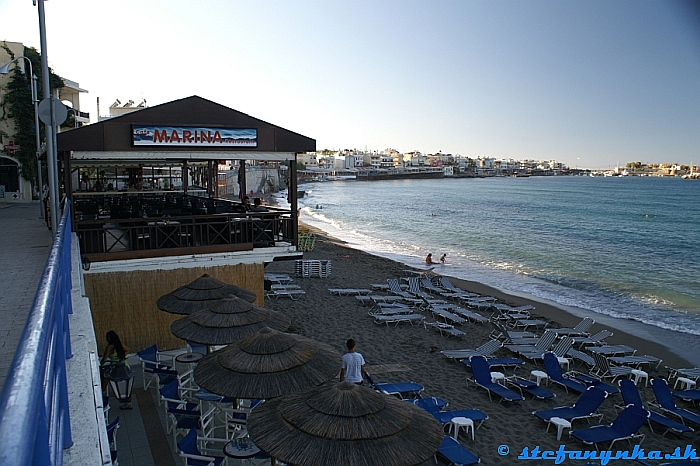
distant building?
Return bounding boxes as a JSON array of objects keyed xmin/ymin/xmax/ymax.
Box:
[
  {"xmin": 0, "ymin": 41, "xmax": 87, "ymax": 202},
  {"xmin": 97, "ymin": 98, "xmax": 147, "ymax": 121}
]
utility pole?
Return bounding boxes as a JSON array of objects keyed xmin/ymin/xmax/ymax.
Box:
[{"xmin": 37, "ymin": 0, "xmax": 59, "ymax": 233}]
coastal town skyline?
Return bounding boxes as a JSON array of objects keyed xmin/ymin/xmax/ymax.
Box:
[{"xmin": 2, "ymin": 0, "xmax": 699, "ymax": 169}]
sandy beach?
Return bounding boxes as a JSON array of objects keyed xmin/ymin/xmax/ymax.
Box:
[{"xmin": 261, "ymin": 229, "xmax": 698, "ymax": 465}]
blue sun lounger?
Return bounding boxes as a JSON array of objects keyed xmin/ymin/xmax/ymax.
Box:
[
  {"xmin": 674, "ymin": 389, "xmax": 700, "ymax": 403},
  {"xmin": 508, "ymin": 378, "xmax": 556, "ymax": 400},
  {"xmin": 436, "ymin": 436, "xmax": 481, "ymax": 465},
  {"xmin": 617, "ymin": 379, "xmax": 693, "ymax": 437},
  {"xmin": 469, "ymin": 356, "xmax": 524, "ymax": 402},
  {"xmin": 570, "ymin": 405, "xmax": 649, "ymax": 450},
  {"xmin": 533, "ymin": 387, "xmax": 607, "ymax": 424},
  {"xmin": 461, "ymin": 357, "xmax": 525, "ymax": 373},
  {"xmin": 410, "ymin": 397, "xmax": 489, "ymax": 429},
  {"xmin": 543, "ymin": 352, "xmax": 589, "ymax": 394},
  {"xmin": 651, "ymin": 378, "xmax": 700, "ymax": 427},
  {"xmin": 366, "ymin": 374, "xmax": 424, "ymax": 400}
]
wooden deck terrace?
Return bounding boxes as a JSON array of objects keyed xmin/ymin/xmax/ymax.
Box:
[{"xmin": 73, "ymin": 193, "xmax": 296, "ymax": 262}]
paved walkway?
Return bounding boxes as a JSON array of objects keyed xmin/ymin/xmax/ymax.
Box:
[{"xmin": 0, "ymin": 203, "xmax": 53, "ymax": 392}]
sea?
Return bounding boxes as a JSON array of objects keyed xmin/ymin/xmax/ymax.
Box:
[{"xmin": 276, "ymin": 175, "xmax": 700, "ymax": 366}]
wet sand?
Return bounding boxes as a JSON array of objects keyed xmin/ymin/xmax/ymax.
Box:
[{"xmin": 262, "ymin": 230, "xmax": 698, "ymax": 465}]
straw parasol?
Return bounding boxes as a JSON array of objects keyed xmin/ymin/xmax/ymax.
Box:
[
  {"xmin": 247, "ymin": 382, "xmax": 444, "ymax": 466},
  {"xmin": 156, "ymin": 274, "xmax": 257, "ymax": 315},
  {"xmin": 193, "ymin": 328, "xmax": 341, "ymax": 399},
  {"xmin": 170, "ymin": 295, "xmax": 291, "ymax": 345}
]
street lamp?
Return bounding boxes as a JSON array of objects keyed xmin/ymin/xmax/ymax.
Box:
[{"xmin": 0, "ymin": 56, "xmax": 44, "ymax": 219}]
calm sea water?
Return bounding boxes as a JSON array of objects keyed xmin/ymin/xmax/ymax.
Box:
[{"xmin": 282, "ymin": 176, "xmax": 700, "ymax": 339}]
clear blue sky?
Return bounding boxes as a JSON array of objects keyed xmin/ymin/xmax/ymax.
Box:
[{"xmin": 2, "ymin": 0, "xmax": 699, "ymax": 169}]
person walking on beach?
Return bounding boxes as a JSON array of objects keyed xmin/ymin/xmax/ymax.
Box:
[{"xmin": 340, "ymin": 338, "xmax": 366, "ymax": 384}]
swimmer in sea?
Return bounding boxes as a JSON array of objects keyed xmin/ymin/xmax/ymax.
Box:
[{"xmin": 440, "ymin": 253, "xmax": 447, "ymax": 264}]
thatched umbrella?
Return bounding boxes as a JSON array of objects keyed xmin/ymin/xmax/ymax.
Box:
[
  {"xmin": 193, "ymin": 328, "xmax": 341, "ymax": 399},
  {"xmin": 170, "ymin": 295, "xmax": 291, "ymax": 345},
  {"xmin": 157, "ymin": 274, "xmax": 257, "ymax": 315},
  {"xmin": 247, "ymin": 382, "xmax": 444, "ymax": 466}
]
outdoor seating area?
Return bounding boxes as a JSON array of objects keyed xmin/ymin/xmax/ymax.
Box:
[{"xmin": 73, "ymin": 193, "xmax": 295, "ymax": 259}]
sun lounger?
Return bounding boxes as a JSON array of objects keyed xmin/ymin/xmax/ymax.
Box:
[
  {"xmin": 610, "ymin": 354, "xmax": 662, "ymax": 369},
  {"xmin": 518, "ymin": 336, "xmax": 573, "ymax": 361},
  {"xmin": 533, "ymin": 386, "xmax": 607, "ymax": 424},
  {"xmin": 438, "ymin": 278, "xmax": 479, "ymax": 298},
  {"xmin": 511, "ymin": 317, "xmax": 549, "ymax": 330},
  {"xmin": 469, "ymin": 356, "xmax": 524, "ymax": 402},
  {"xmin": 420, "ymin": 277, "xmax": 452, "ymax": 296},
  {"xmin": 572, "ymin": 329, "xmax": 613, "ymax": 348},
  {"xmin": 328, "ymin": 288, "xmax": 372, "ymax": 296},
  {"xmin": 651, "ymin": 378, "xmax": 700, "ymax": 427},
  {"xmin": 571, "ymin": 373, "xmax": 620, "ymax": 395},
  {"xmin": 373, "ymin": 313, "xmax": 425, "ymax": 327},
  {"xmin": 369, "ymin": 295, "xmax": 405, "ymax": 304},
  {"xmin": 265, "ymin": 288, "xmax": 305, "ymax": 300},
  {"xmin": 617, "ymin": 379, "xmax": 694, "ymax": 437},
  {"xmin": 505, "ymin": 330, "xmax": 557, "ymax": 356},
  {"xmin": 406, "ymin": 277, "xmax": 436, "ymax": 300},
  {"xmin": 587, "ymin": 345, "xmax": 636, "ymax": 356},
  {"xmin": 570, "ymin": 405, "xmax": 648, "ymax": 449},
  {"xmin": 550, "ymin": 317, "xmax": 594, "ymax": 336},
  {"xmin": 489, "ymin": 323, "xmax": 536, "ymax": 342},
  {"xmin": 430, "ymin": 307, "xmax": 466, "ymax": 325},
  {"xmin": 492, "ymin": 303, "xmax": 535, "ymax": 313},
  {"xmin": 425, "ymin": 322, "xmax": 465, "ymax": 338},
  {"xmin": 271, "ymin": 283, "xmax": 301, "ymax": 290},
  {"xmin": 508, "ymin": 377, "xmax": 556, "ymax": 400},
  {"xmin": 410, "ymin": 397, "xmax": 489, "ymax": 428},
  {"xmin": 667, "ymin": 367, "xmax": 700, "ymax": 382},
  {"xmin": 462, "ymin": 357, "xmax": 525, "ymax": 372},
  {"xmin": 436, "ymin": 436, "xmax": 480, "ymax": 466},
  {"xmin": 434, "ymin": 304, "xmax": 489, "ymax": 323},
  {"xmin": 591, "ymin": 353, "xmax": 633, "ymax": 382},
  {"xmin": 673, "ymin": 389, "xmax": 700, "ymax": 403},
  {"xmin": 462, "ymin": 298, "xmax": 496, "ymax": 310},
  {"xmin": 387, "ymin": 278, "xmax": 415, "ymax": 299},
  {"xmin": 368, "ymin": 307, "xmax": 415, "ymax": 317},
  {"xmin": 366, "ymin": 374, "xmax": 424, "ymax": 399},
  {"xmin": 566, "ymin": 348, "xmax": 595, "ymax": 369},
  {"xmin": 543, "ymin": 352, "xmax": 589, "ymax": 394},
  {"xmin": 263, "ymin": 273, "xmax": 293, "ymax": 284},
  {"xmin": 441, "ymin": 339, "xmax": 502, "ymax": 361}
]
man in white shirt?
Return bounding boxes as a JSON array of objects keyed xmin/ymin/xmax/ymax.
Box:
[{"xmin": 340, "ymin": 339, "xmax": 366, "ymax": 384}]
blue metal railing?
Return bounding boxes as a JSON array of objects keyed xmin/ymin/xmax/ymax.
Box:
[{"xmin": 0, "ymin": 202, "xmax": 74, "ymax": 466}]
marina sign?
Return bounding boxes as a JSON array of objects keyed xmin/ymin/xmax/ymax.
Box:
[{"xmin": 132, "ymin": 126, "xmax": 257, "ymax": 147}]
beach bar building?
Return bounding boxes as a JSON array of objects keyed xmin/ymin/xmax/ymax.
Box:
[{"xmin": 56, "ymin": 96, "xmax": 315, "ymax": 350}]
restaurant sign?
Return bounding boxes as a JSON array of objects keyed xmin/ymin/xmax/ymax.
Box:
[{"xmin": 132, "ymin": 126, "xmax": 257, "ymax": 147}]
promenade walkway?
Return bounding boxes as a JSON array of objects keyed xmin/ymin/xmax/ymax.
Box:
[
  {"xmin": 0, "ymin": 203, "xmax": 216, "ymax": 466},
  {"xmin": 0, "ymin": 203, "xmax": 53, "ymax": 392}
]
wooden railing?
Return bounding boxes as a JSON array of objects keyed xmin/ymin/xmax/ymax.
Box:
[{"xmin": 76, "ymin": 211, "xmax": 296, "ymax": 262}]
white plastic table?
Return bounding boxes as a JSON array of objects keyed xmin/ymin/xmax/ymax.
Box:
[
  {"xmin": 449, "ymin": 416, "xmax": 474, "ymax": 441},
  {"xmin": 547, "ymin": 417, "xmax": 571, "ymax": 441}
]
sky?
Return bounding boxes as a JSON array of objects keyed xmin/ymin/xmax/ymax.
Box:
[{"xmin": 1, "ymin": 0, "xmax": 699, "ymax": 169}]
